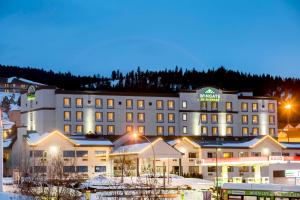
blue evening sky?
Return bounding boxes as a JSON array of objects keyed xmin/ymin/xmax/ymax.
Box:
[{"xmin": 0, "ymin": 0, "xmax": 300, "ymax": 77}]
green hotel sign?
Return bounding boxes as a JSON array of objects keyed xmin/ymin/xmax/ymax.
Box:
[
  {"xmin": 27, "ymin": 85, "xmax": 36, "ymax": 101},
  {"xmin": 199, "ymin": 87, "xmax": 221, "ymax": 102}
]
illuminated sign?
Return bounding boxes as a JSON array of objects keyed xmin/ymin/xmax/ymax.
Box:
[
  {"xmin": 27, "ymin": 85, "xmax": 36, "ymax": 101},
  {"xmin": 199, "ymin": 87, "xmax": 221, "ymax": 102},
  {"xmin": 285, "ymin": 170, "xmax": 300, "ymax": 177}
]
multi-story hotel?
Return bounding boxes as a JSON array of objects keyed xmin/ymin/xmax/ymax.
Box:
[{"xmin": 13, "ymin": 85, "xmax": 300, "ymax": 186}]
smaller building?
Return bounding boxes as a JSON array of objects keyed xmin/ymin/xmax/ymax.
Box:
[{"xmin": 0, "ymin": 77, "xmax": 44, "ymax": 93}]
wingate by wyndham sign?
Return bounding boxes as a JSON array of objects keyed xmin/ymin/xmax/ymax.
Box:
[{"xmin": 199, "ymin": 87, "xmax": 221, "ymax": 102}]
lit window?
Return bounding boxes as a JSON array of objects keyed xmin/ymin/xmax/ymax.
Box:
[
  {"xmin": 211, "ymin": 102, "xmax": 218, "ymax": 111},
  {"xmin": 95, "ymin": 112, "xmax": 103, "ymax": 122},
  {"xmin": 182, "ymin": 113, "xmax": 187, "ymax": 121},
  {"xmin": 76, "ymin": 125, "xmax": 83, "ymax": 133},
  {"xmin": 126, "ymin": 99, "xmax": 133, "ymax": 109},
  {"xmin": 64, "ymin": 111, "xmax": 71, "ymax": 121},
  {"xmin": 208, "ymin": 166, "xmax": 216, "ymax": 172},
  {"xmin": 269, "ymin": 115, "xmax": 275, "ymax": 125},
  {"xmin": 226, "ymin": 127, "xmax": 233, "ymax": 136},
  {"xmin": 157, "ymin": 126, "xmax": 164, "ymax": 135},
  {"xmin": 211, "ymin": 114, "xmax": 218, "ymax": 123},
  {"xmin": 126, "ymin": 112, "xmax": 133, "ymax": 122},
  {"xmin": 156, "ymin": 113, "xmax": 164, "ymax": 122},
  {"xmin": 242, "ymin": 127, "xmax": 249, "ymax": 136},
  {"xmin": 76, "ymin": 111, "xmax": 83, "ymax": 122},
  {"xmin": 226, "ymin": 114, "xmax": 233, "ymax": 123},
  {"xmin": 137, "ymin": 126, "xmax": 145, "ymax": 134},
  {"xmin": 252, "ymin": 103, "xmax": 258, "ymax": 112},
  {"xmin": 137, "ymin": 100, "xmax": 145, "ymax": 109},
  {"xmin": 268, "ymin": 103, "xmax": 275, "ymax": 112},
  {"xmin": 200, "ymin": 101, "xmax": 207, "ymax": 110},
  {"xmin": 239, "ymin": 152, "xmax": 249, "ymax": 157},
  {"xmin": 64, "ymin": 124, "xmax": 71, "ymax": 133},
  {"xmin": 226, "ymin": 102, "xmax": 232, "ymax": 111},
  {"xmin": 269, "ymin": 128, "xmax": 275, "ymax": 136},
  {"xmin": 182, "ymin": 101, "xmax": 187, "ymax": 109},
  {"xmin": 252, "ymin": 115, "xmax": 259, "ymax": 124},
  {"xmin": 212, "ymin": 127, "xmax": 218, "ymax": 136},
  {"xmin": 168, "ymin": 126, "xmax": 175, "ymax": 135},
  {"xmin": 183, "ymin": 126, "xmax": 187, "ymax": 134},
  {"xmin": 126, "ymin": 125, "xmax": 133, "ymax": 133},
  {"xmin": 252, "ymin": 127, "xmax": 259, "ymax": 136},
  {"xmin": 201, "ymin": 126, "xmax": 208, "ymax": 135},
  {"xmin": 76, "ymin": 98, "xmax": 83, "ymax": 108},
  {"xmin": 167, "ymin": 100, "xmax": 175, "ymax": 110},
  {"xmin": 168, "ymin": 113, "xmax": 175, "ymax": 123},
  {"xmin": 201, "ymin": 114, "xmax": 208, "ymax": 123},
  {"xmin": 156, "ymin": 100, "xmax": 163, "ymax": 110},
  {"xmin": 107, "ymin": 125, "xmax": 115, "ymax": 135},
  {"xmin": 107, "ymin": 99, "xmax": 114, "ymax": 108},
  {"xmin": 107, "ymin": 112, "xmax": 114, "ymax": 122},
  {"xmin": 95, "ymin": 125, "xmax": 103, "ymax": 134},
  {"xmin": 241, "ymin": 102, "xmax": 248, "ymax": 112},
  {"xmin": 95, "ymin": 98, "xmax": 102, "ymax": 108},
  {"xmin": 223, "ymin": 152, "xmax": 233, "ymax": 158},
  {"xmin": 242, "ymin": 115, "xmax": 248, "ymax": 124},
  {"xmin": 63, "ymin": 98, "xmax": 71, "ymax": 107},
  {"xmin": 137, "ymin": 113, "xmax": 145, "ymax": 122}
]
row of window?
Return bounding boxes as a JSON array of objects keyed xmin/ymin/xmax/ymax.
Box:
[
  {"xmin": 32, "ymin": 165, "xmax": 106, "ymax": 173},
  {"xmin": 63, "ymin": 98, "xmax": 176, "ymax": 110},
  {"xmin": 30, "ymin": 150, "xmax": 107, "ymax": 157},
  {"xmin": 207, "ymin": 151, "xmax": 282, "ymax": 159},
  {"xmin": 198, "ymin": 126, "xmax": 275, "ymax": 136}
]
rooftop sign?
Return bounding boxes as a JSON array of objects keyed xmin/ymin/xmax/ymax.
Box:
[
  {"xmin": 199, "ymin": 87, "xmax": 221, "ymax": 102},
  {"xmin": 27, "ymin": 85, "xmax": 36, "ymax": 101}
]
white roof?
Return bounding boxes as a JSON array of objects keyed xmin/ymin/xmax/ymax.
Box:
[
  {"xmin": 283, "ymin": 124, "xmax": 294, "ymax": 130},
  {"xmin": 222, "ymin": 183, "xmax": 300, "ymax": 192},
  {"xmin": 113, "ymin": 142, "xmax": 150, "ymax": 154},
  {"xmin": 280, "ymin": 142, "xmax": 300, "ymax": 149},
  {"xmin": 2, "ymin": 119, "xmax": 15, "ymax": 130},
  {"xmin": 7, "ymin": 77, "xmax": 45, "ymax": 85},
  {"xmin": 3, "ymin": 138, "xmax": 13, "ymax": 148},
  {"xmin": 167, "ymin": 140, "xmax": 177, "ymax": 146},
  {"xmin": 199, "ymin": 137, "xmax": 261, "ymax": 148}
]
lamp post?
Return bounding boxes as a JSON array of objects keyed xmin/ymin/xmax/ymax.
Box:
[
  {"xmin": 215, "ymin": 138, "xmax": 221, "ymax": 200},
  {"xmin": 285, "ymin": 103, "xmax": 292, "ymax": 142}
]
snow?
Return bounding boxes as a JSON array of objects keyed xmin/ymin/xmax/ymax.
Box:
[
  {"xmin": 3, "ymin": 138, "xmax": 13, "ymax": 148},
  {"xmin": 10, "ymin": 104, "xmax": 20, "ymax": 111},
  {"xmin": 7, "ymin": 77, "xmax": 45, "ymax": 85},
  {"xmin": 198, "ymin": 137, "xmax": 261, "ymax": 148},
  {"xmin": 112, "ymin": 142, "xmax": 149, "ymax": 154},
  {"xmin": 280, "ymin": 142, "xmax": 300, "ymax": 149},
  {"xmin": 0, "ymin": 192, "xmax": 25, "ymax": 200}
]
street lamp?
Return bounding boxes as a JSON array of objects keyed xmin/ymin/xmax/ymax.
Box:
[
  {"xmin": 215, "ymin": 138, "xmax": 222, "ymax": 200},
  {"xmin": 284, "ymin": 103, "xmax": 292, "ymax": 142}
]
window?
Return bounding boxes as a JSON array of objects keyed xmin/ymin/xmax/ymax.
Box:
[
  {"xmin": 64, "ymin": 111, "xmax": 71, "ymax": 121},
  {"xmin": 167, "ymin": 100, "xmax": 175, "ymax": 109},
  {"xmin": 107, "ymin": 112, "xmax": 115, "ymax": 122},
  {"xmin": 137, "ymin": 113, "xmax": 145, "ymax": 122},
  {"xmin": 201, "ymin": 126, "xmax": 208, "ymax": 135},
  {"xmin": 126, "ymin": 112, "xmax": 133, "ymax": 122},
  {"xmin": 200, "ymin": 114, "xmax": 208, "ymax": 123},
  {"xmin": 63, "ymin": 151, "xmax": 75, "ymax": 157},
  {"xmin": 269, "ymin": 115, "xmax": 275, "ymax": 125},
  {"xmin": 63, "ymin": 98, "xmax": 71, "ymax": 107},
  {"xmin": 182, "ymin": 126, "xmax": 187, "ymax": 134},
  {"xmin": 188, "ymin": 152, "xmax": 197, "ymax": 158},
  {"xmin": 137, "ymin": 100, "xmax": 145, "ymax": 109},
  {"xmin": 76, "ymin": 166, "xmax": 88, "ymax": 173},
  {"xmin": 137, "ymin": 126, "xmax": 145, "ymax": 134},
  {"xmin": 107, "ymin": 125, "xmax": 115, "ymax": 135},
  {"xmin": 64, "ymin": 124, "xmax": 71, "ymax": 133},
  {"xmin": 76, "ymin": 98, "xmax": 83, "ymax": 108},
  {"xmin": 226, "ymin": 114, "xmax": 233, "ymax": 123},
  {"xmin": 168, "ymin": 113, "xmax": 175, "ymax": 123},
  {"xmin": 241, "ymin": 102, "xmax": 248, "ymax": 112},
  {"xmin": 208, "ymin": 166, "xmax": 216, "ymax": 172},
  {"xmin": 33, "ymin": 150, "xmax": 45, "ymax": 157},
  {"xmin": 212, "ymin": 127, "xmax": 218, "ymax": 136},
  {"xmin": 126, "ymin": 99, "xmax": 133, "ymax": 109},
  {"xmin": 252, "ymin": 127, "xmax": 259, "ymax": 136},
  {"xmin": 268, "ymin": 103, "xmax": 275, "ymax": 112},
  {"xmin": 95, "ymin": 112, "xmax": 103, "ymax": 122},
  {"xmin": 182, "ymin": 100, "xmax": 187, "ymax": 108},
  {"xmin": 227, "ymin": 166, "xmax": 234, "ymax": 173},
  {"xmin": 107, "ymin": 99, "xmax": 114, "ymax": 108},
  {"xmin": 182, "ymin": 113, "xmax": 187, "ymax": 121},
  {"xmin": 238, "ymin": 152, "xmax": 249, "ymax": 157},
  {"xmin": 252, "ymin": 115, "xmax": 259, "ymax": 124},
  {"xmin": 33, "ymin": 166, "xmax": 47, "ymax": 173},
  {"xmin": 251, "ymin": 152, "xmax": 261, "ymax": 157},
  {"xmin": 156, "ymin": 113, "xmax": 164, "ymax": 122},
  {"xmin": 239, "ymin": 166, "xmax": 249, "ymax": 173},
  {"xmin": 156, "ymin": 100, "xmax": 163, "ymax": 109},
  {"xmin": 157, "ymin": 126, "xmax": 164, "ymax": 135},
  {"xmin": 95, "ymin": 150, "xmax": 106, "ymax": 155},
  {"xmin": 189, "ymin": 166, "xmax": 199, "ymax": 174},
  {"xmin": 226, "ymin": 102, "xmax": 232, "ymax": 111},
  {"xmin": 200, "ymin": 101, "xmax": 207, "ymax": 110},
  {"xmin": 207, "ymin": 152, "xmax": 216, "ymax": 158},
  {"xmin": 252, "ymin": 103, "xmax": 258, "ymax": 112},
  {"xmin": 95, "ymin": 166, "xmax": 106, "ymax": 173},
  {"xmin": 242, "ymin": 127, "xmax": 249, "ymax": 136},
  {"xmin": 211, "ymin": 114, "xmax": 218, "ymax": 123},
  {"xmin": 95, "ymin": 98, "xmax": 102, "ymax": 108},
  {"xmin": 211, "ymin": 102, "xmax": 218, "ymax": 111},
  {"xmin": 269, "ymin": 128, "xmax": 275, "ymax": 136},
  {"xmin": 76, "ymin": 125, "xmax": 83, "ymax": 133},
  {"xmin": 168, "ymin": 126, "xmax": 175, "ymax": 135},
  {"xmin": 95, "ymin": 125, "xmax": 103, "ymax": 134},
  {"xmin": 63, "ymin": 166, "xmax": 75, "ymax": 173},
  {"xmin": 242, "ymin": 115, "xmax": 248, "ymax": 124},
  {"xmin": 76, "ymin": 111, "xmax": 83, "ymax": 122},
  {"xmin": 223, "ymin": 152, "xmax": 233, "ymax": 158},
  {"xmin": 226, "ymin": 127, "xmax": 233, "ymax": 136},
  {"xmin": 126, "ymin": 125, "xmax": 133, "ymax": 133},
  {"xmin": 76, "ymin": 151, "xmax": 88, "ymax": 157}
]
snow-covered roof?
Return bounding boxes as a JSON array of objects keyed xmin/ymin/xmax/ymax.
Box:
[
  {"xmin": 197, "ymin": 137, "xmax": 262, "ymax": 148},
  {"xmin": 6, "ymin": 77, "xmax": 45, "ymax": 85},
  {"xmin": 3, "ymin": 138, "xmax": 13, "ymax": 148},
  {"xmin": 280, "ymin": 142, "xmax": 300, "ymax": 149},
  {"xmin": 2, "ymin": 119, "xmax": 15, "ymax": 130},
  {"xmin": 167, "ymin": 140, "xmax": 177, "ymax": 146},
  {"xmin": 283, "ymin": 124, "xmax": 294, "ymax": 130},
  {"xmin": 10, "ymin": 104, "xmax": 20, "ymax": 111},
  {"xmin": 112, "ymin": 142, "xmax": 150, "ymax": 154}
]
